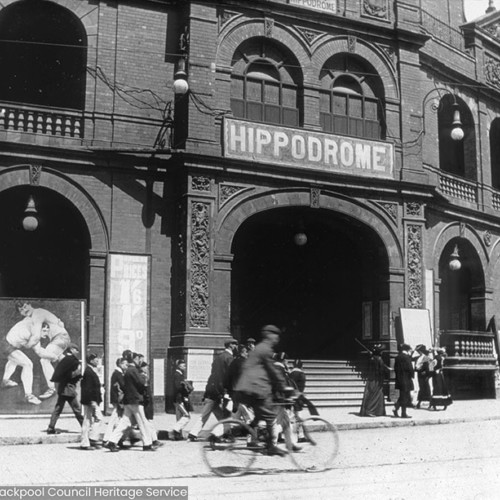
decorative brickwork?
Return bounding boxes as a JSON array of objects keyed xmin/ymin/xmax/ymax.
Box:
[
  {"xmin": 219, "ymin": 184, "xmax": 246, "ymax": 207},
  {"xmin": 377, "ymin": 201, "xmax": 398, "ymax": 223},
  {"xmin": 310, "ymin": 187, "xmax": 320, "ymax": 208},
  {"xmin": 265, "ymin": 18, "xmax": 274, "ymax": 37},
  {"xmin": 362, "ymin": 0, "xmax": 388, "ymax": 19},
  {"xmin": 191, "ymin": 176, "xmax": 211, "ymax": 192},
  {"xmin": 296, "ymin": 26, "xmax": 323, "ymax": 45},
  {"xmin": 348, "ymin": 35, "xmax": 356, "ymax": 53},
  {"xmin": 189, "ymin": 201, "xmax": 210, "ymax": 328},
  {"xmin": 29, "ymin": 165, "xmax": 42, "ymax": 186},
  {"xmin": 407, "ymin": 224, "xmax": 423, "ymax": 309},
  {"xmin": 405, "ymin": 202, "xmax": 422, "ymax": 217}
]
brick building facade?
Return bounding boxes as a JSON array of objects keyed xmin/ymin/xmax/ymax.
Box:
[{"xmin": 1, "ymin": 0, "xmax": 500, "ymax": 412}]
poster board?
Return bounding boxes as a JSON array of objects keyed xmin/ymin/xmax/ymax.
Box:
[
  {"xmin": 399, "ymin": 308, "xmax": 433, "ymax": 349},
  {"xmin": 0, "ymin": 298, "xmax": 85, "ymax": 415},
  {"xmin": 107, "ymin": 253, "xmax": 150, "ymax": 408}
]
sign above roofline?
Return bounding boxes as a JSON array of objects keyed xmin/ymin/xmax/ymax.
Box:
[
  {"xmin": 287, "ymin": 0, "xmax": 337, "ymax": 15},
  {"xmin": 223, "ymin": 118, "xmax": 394, "ymax": 180}
]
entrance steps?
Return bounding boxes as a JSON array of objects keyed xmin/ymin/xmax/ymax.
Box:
[{"xmin": 300, "ymin": 359, "xmax": 366, "ymax": 409}]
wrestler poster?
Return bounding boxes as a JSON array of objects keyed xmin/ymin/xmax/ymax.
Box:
[{"xmin": 0, "ymin": 298, "xmax": 84, "ymax": 414}]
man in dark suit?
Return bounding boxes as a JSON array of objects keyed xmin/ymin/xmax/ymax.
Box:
[
  {"xmin": 104, "ymin": 352, "xmax": 156, "ymax": 451},
  {"xmin": 46, "ymin": 343, "xmax": 84, "ymax": 434},
  {"xmin": 393, "ymin": 343, "xmax": 414, "ymax": 419},
  {"xmin": 80, "ymin": 352, "xmax": 103, "ymax": 449},
  {"xmin": 187, "ymin": 338, "xmax": 238, "ymax": 441}
]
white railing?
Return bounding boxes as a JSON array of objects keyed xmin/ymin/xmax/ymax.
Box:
[{"xmin": 0, "ymin": 102, "xmax": 83, "ymax": 138}]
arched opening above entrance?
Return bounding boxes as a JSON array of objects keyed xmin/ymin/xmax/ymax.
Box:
[
  {"xmin": 0, "ymin": 186, "xmax": 90, "ymax": 299},
  {"xmin": 230, "ymin": 207, "xmax": 390, "ymax": 360},
  {"xmin": 438, "ymin": 238, "xmax": 485, "ymax": 331}
]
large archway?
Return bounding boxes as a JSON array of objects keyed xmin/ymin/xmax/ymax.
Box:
[
  {"xmin": 230, "ymin": 206, "xmax": 390, "ymax": 359},
  {"xmin": 439, "ymin": 237, "xmax": 485, "ymax": 332},
  {"xmin": 0, "ymin": 185, "xmax": 91, "ymax": 298}
]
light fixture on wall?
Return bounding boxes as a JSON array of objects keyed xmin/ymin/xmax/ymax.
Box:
[
  {"xmin": 173, "ymin": 67, "xmax": 189, "ymax": 95},
  {"xmin": 415, "ymin": 88, "xmax": 465, "ymax": 145},
  {"xmin": 293, "ymin": 220, "xmax": 307, "ymax": 246},
  {"xmin": 449, "ymin": 244, "xmax": 461, "ymax": 271},
  {"xmin": 22, "ymin": 195, "xmax": 38, "ymax": 231},
  {"xmin": 450, "ymin": 99, "xmax": 464, "ymax": 141}
]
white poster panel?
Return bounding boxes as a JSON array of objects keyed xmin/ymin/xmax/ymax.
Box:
[
  {"xmin": 107, "ymin": 254, "xmax": 149, "ymax": 405},
  {"xmin": 399, "ymin": 308, "xmax": 433, "ymax": 349}
]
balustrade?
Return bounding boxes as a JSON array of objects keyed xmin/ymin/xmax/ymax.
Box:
[
  {"xmin": 0, "ymin": 103, "xmax": 83, "ymax": 139},
  {"xmin": 439, "ymin": 330, "xmax": 497, "ymax": 371}
]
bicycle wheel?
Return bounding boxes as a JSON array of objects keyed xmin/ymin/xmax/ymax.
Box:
[
  {"xmin": 201, "ymin": 418, "xmax": 257, "ymax": 477},
  {"xmin": 287, "ymin": 416, "xmax": 339, "ymax": 472}
]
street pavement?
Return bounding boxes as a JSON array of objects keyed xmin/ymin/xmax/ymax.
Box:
[
  {"xmin": 1, "ymin": 398, "xmax": 500, "ymax": 445},
  {"xmin": 1, "ymin": 417, "xmax": 500, "ymax": 499}
]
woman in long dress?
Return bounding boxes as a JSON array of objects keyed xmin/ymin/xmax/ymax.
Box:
[
  {"xmin": 415, "ymin": 345, "xmax": 432, "ymax": 409},
  {"xmin": 359, "ymin": 345, "xmax": 390, "ymax": 417},
  {"xmin": 429, "ymin": 348, "xmax": 453, "ymax": 410}
]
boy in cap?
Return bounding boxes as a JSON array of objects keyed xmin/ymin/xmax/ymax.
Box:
[
  {"xmin": 47, "ymin": 343, "xmax": 84, "ymax": 434},
  {"xmin": 187, "ymin": 337, "xmax": 238, "ymax": 441},
  {"xmin": 80, "ymin": 353, "xmax": 104, "ymax": 449}
]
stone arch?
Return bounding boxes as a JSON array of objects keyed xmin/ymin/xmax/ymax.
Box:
[
  {"xmin": 0, "ymin": 0, "xmax": 98, "ymax": 37},
  {"xmin": 312, "ymin": 37, "xmax": 399, "ymax": 101},
  {"xmin": 216, "ymin": 188, "xmax": 403, "ymax": 268},
  {"xmin": 0, "ymin": 165, "xmax": 109, "ymax": 252},
  {"xmin": 217, "ymin": 19, "xmax": 311, "ymax": 77},
  {"xmin": 431, "ymin": 222, "xmax": 488, "ymax": 282}
]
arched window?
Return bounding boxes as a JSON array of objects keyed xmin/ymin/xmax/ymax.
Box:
[
  {"xmin": 0, "ymin": 0, "xmax": 87, "ymax": 110},
  {"xmin": 231, "ymin": 39, "xmax": 302, "ymax": 126},
  {"xmin": 490, "ymin": 118, "xmax": 500, "ymax": 189},
  {"xmin": 438, "ymin": 95, "xmax": 476, "ymax": 179},
  {"xmin": 320, "ymin": 54, "xmax": 385, "ymax": 140}
]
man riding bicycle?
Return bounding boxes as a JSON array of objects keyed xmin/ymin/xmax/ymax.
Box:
[{"xmin": 234, "ymin": 324, "xmax": 300, "ymax": 456}]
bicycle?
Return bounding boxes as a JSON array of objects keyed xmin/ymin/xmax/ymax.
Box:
[{"xmin": 201, "ymin": 401, "xmax": 339, "ymax": 477}]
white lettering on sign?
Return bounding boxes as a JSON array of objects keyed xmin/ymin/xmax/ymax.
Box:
[
  {"xmin": 224, "ymin": 118, "xmax": 394, "ymax": 179},
  {"xmin": 288, "ymin": 0, "xmax": 337, "ymax": 14}
]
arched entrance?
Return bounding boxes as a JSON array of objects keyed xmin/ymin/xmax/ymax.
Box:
[
  {"xmin": 230, "ymin": 206, "xmax": 390, "ymax": 359},
  {"xmin": 439, "ymin": 237, "xmax": 485, "ymax": 331},
  {"xmin": 0, "ymin": 185, "xmax": 91, "ymax": 298}
]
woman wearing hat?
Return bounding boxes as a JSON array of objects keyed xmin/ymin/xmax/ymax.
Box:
[
  {"xmin": 414, "ymin": 345, "xmax": 432, "ymax": 409},
  {"xmin": 429, "ymin": 347, "xmax": 453, "ymax": 411},
  {"xmin": 359, "ymin": 345, "xmax": 390, "ymax": 417}
]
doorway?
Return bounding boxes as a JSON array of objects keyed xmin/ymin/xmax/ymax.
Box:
[{"xmin": 230, "ymin": 207, "xmax": 389, "ymax": 359}]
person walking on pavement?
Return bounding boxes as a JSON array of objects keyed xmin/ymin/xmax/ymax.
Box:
[
  {"xmin": 140, "ymin": 360, "xmax": 163, "ymax": 448},
  {"xmin": 46, "ymin": 343, "xmax": 84, "ymax": 434},
  {"xmin": 187, "ymin": 338, "xmax": 238, "ymax": 441},
  {"xmin": 414, "ymin": 344, "xmax": 432, "ymax": 409},
  {"xmin": 235, "ymin": 325, "xmax": 299, "ymax": 456},
  {"xmin": 104, "ymin": 352, "xmax": 156, "ymax": 452},
  {"xmin": 80, "ymin": 353, "xmax": 104, "ymax": 450},
  {"xmin": 170, "ymin": 359, "xmax": 194, "ymax": 440},
  {"xmin": 103, "ymin": 357, "xmax": 127, "ymax": 443},
  {"xmin": 393, "ymin": 343, "xmax": 414, "ymax": 419},
  {"xmin": 227, "ymin": 344, "xmax": 253, "ymax": 424},
  {"xmin": 359, "ymin": 345, "xmax": 390, "ymax": 417},
  {"xmin": 289, "ymin": 359, "xmax": 319, "ymax": 416}
]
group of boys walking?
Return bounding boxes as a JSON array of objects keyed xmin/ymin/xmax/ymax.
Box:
[
  {"xmin": 44, "ymin": 323, "xmax": 303, "ymax": 455},
  {"xmin": 46, "ymin": 344, "xmax": 162, "ymax": 451}
]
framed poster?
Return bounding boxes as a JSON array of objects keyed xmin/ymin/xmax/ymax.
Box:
[
  {"xmin": 399, "ymin": 308, "xmax": 433, "ymax": 349},
  {"xmin": 107, "ymin": 253, "xmax": 150, "ymax": 406},
  {"xmin": 362, "ymin": 301, "xmax": 372, "ymax": 339},
  {"xmin": 0, "ymin": 298, "xmax": 85, "ymax": 415}
]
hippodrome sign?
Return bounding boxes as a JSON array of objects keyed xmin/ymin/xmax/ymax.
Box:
[
  {"xmin": 288, "ymin": 0, "xmax": 337, "ymax": 14},
  {"xmin": 223, "ymin": 118, "xmax": 394, "ymax": 180}
]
